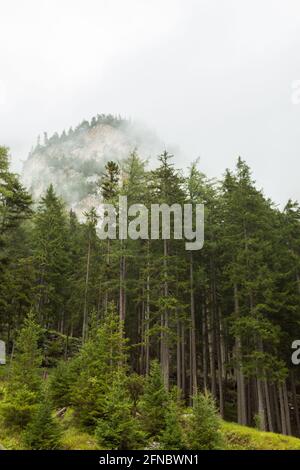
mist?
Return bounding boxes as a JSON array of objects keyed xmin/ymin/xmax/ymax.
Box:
[{"xmin": 1, "ymin": 0, "xmax": 300, "ymax": 206}]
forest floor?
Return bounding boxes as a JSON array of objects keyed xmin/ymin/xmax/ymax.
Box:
[{"xmin": 1, "ymin": 408, "xmax": 300, "ymax": 450}]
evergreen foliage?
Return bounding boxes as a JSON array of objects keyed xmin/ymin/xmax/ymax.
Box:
[
  {"xmin": 0, "ymin": 311, "xmax": 43, "ymax": 428},
  {"xmin": 23, "ymin": 399, "xmax": 62, "ymax": 450},
  {"xmin": 139, "ymin": 360, "xmax": 169, "ymax": 437},
  {"xmin": 1, "ymin": 141, "xmax": 300, "ymax": 446},
  {"xmin": 95, "ymin": 372, "xmax": 145, "ymax": 450},
  {"xmin": 186, "ymin": 392, "xmax": 223, "ymax": 450},
  {"xmin": 159, "ymin": 399, "xmax": 185, "ymax": 450}
]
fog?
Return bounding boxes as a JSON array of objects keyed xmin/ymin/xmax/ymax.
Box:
[{"xmin": 1, "ymin": 0, "xmax": 300, "ymax": 205}]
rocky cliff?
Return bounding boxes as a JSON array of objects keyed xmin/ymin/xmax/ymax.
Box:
[{"xmin": 22, "ymin": 115, "xmax": 164, "ymax": 214}]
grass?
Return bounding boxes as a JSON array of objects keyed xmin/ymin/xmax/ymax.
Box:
[
  {"xmin": 60, "ymin": 427, "xmax": 99, "ymax": 450},
  {"xmin": 0, "ymin": 406, "xmax": 99, "ymax": 450},
  {"xmin": 222, "ymin": 421, "xmax": 300, "ymax": 450},
  {"xmin": 0, "ymin": 424, "xmax": 22, "ymax": 450},
  {"xmin": 1, "ymin": 401, "xmax": 300, "ymax": 450},
  {"xmin": 58, "ymin": 408, "xmax": 99, "ymax": 450}
]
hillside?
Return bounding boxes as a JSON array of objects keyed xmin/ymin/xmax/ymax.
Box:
[
  {"xmin": 1, "ymin": 409, "xmax": 300, "ymax": 450},
  {"xmin": 21, "ymin": 114, "xmax": 164, "ymax": 214},
  {"xmin": 222, "ymin": 422, "xmax": 300, "ymax": 450}
]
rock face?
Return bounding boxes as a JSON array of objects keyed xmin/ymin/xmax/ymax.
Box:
[{"xmin": 22, "ymin": 115, "xmax": 164, "ymax": 214}]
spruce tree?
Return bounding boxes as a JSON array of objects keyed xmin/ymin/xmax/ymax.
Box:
[
  {"xmin": 95, "ymin": 372, "xmax": 144, "ymax": 450},
  {"xmin": 32, "ymin": 185, "xmax": 69, "ymax": 329},
  {"xmin": 159, "ymin": 400, "xmax": 185, "ymax": 450},
  {"xmin": 139, "ymin": 360, "xmax": 169, "ymax": 437},
  {"xmin": 0, "ymin": 311, "xmax": 43, "ymax": 428},
  {"xmin": 23, "ymin": 398, "xmax": 62, "ymax": 450},
  {"xmin": 186, "ymin": 392, "xmax": 223, "ymax": 450},
  {"xmin": 71, "ymin": 302, "xmax": 128, "ymax": 426}
]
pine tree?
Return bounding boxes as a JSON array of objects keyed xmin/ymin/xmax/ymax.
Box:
[
  {"xmin": 0, "ymin": 311, "xmax": 43, "ymax": 428},
  {"xmin": 150, "ymin": 151, "xmax": 185, "ymax": 390},
  {"xmin": 82, "ymin": 208, "xmax": 98, "ymax": 341},
  {"xmin": 159, "ymin": 400, "xmax": 185, "ymax": 450},
  {"xmin": 186, "ymin": 392, "xmax": 223, "ymax": 450},
  {"xmin": 139, "ymin": 360, "xmax": 169, "ymax": 437},
  {"xmin": 0, "ymin": 146, "xmax": 32, "ymax": 340},
  {"xmin": 49, "ymin": 359, "xmax": 79, "ymax": 408},
  {"xmin": 32, "ymin": 185, "xmax": 70, "ymax": 329},
  {"xmin": 98, "ymin": 161, "xmax": 120, "ymax": 202},
  {"xmin": 23, "ymin": 398, "xmax": 62, "ymax": 450},
  {"xmin": 95, "ymin": 372, "xmax": 145, "ymax": 450},
  {"xmin": 71, "ymin": 302, "xmax": 128, "ymax": 426},
  {"xmin": 0, "ymin": 146, "xmax": 32, "ymax": 237}
]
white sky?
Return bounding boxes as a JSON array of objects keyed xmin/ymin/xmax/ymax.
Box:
[{"xmin": 1, "ymin": 0, "xmax": 300, "ymax": 205}]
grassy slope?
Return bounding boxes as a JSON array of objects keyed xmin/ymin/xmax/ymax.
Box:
[
  {"xmin": 1, "ymin": 416, "xmax": 300, "ymax": 450},
  {"xmin": 222, "ymin": 421, "xmax": 300, "ymax": 450}
]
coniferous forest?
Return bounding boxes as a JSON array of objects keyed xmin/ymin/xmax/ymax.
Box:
[{"xmin": 1, "ymin": 125, "xmax": 300, "ymax": 451}]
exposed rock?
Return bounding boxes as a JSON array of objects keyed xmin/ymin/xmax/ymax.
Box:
[{"xmin": 22, "ymin": 115, "xmax": 164, "ymax": 217}]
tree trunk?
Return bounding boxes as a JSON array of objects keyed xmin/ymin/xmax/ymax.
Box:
[
  {"xmin": 264, "ymin": 380, "xmax": 273, "ymax": 432},
  {"xmin": 82, "ymin": 236, "xmax": 91, "ymax": 342},
  {"xmin": 189, "ymin": 252, "xmax": 197, "ymax": 397},
  {"xmin": 177, "ymin": 318, "xmax": 181, "ymax": 390},
  {"xmin": 216, "ymin": 307, "xmax": 225, "ymax": 417},
  {"xmin": 234, "ymin": 284, "xmax": 247, "ymax": 425},
  {"xmin": 256, "ymin": 377, "xmax": 266, "ymax": 431},
  {"xmin": 272, "ymin": 384, "xmax": 281, "ymax": 433},
  {"xmin": 145, "ymin": 257, "xmax": 150, "ymax": 375},
  {"xmin": 161, "ymin": 239, "xmax": 169, "ymax": 390},
  {"xmin": 207, "ymin": 302, "xmax": 217, "ymax": 398},
  {"xmin": 291, "ymin": 370, "xmax": 300, "ymax": 436},
  {"xmin": 279, "ymin": 383, "xmax": 287, "ymax": 435},
  {"xmin": 283, "ymin": 380, "xmax": 292, "ymax": 435},
  {"xmin": 202, "ymin": 303, "xmax": 208, "ymax": 391},
  {"xmin": 119, "ymin": 240, "xmax": 126, "ymax": 323},
  {"xmin": 181, "ymin": 323, "xmax": 186, "ymax": 397}
]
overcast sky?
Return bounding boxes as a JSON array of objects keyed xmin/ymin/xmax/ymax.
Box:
[{"xmin": 1, "ymin": 0, "xmax": 300, "ymax": 205}]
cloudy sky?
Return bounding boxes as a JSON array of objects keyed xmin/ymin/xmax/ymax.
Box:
[{"xmin": 1, "ymin": 0, "xmax": 300, "ymax": 205}]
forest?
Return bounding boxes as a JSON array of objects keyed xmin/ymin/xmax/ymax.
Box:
[{"xmin": 1, "ymin": 139, "xmax": 300, "ymax": 450}]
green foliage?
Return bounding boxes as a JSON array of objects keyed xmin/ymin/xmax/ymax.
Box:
[
  {"xmin": 8, "ymin": 311, "xmax": 43, "ymax": 393},
  {"xmin": 0, "ymin": 311, "xmax": 43, "ymax": 429},
  {"xmin": 0, "ymin": 146, "xmax": 32, "ymax": 236},
  {"xmin": 42, "ymin": 330, "xmax": 81, "ymax": 367},
  {"xmin": 126, "ymin": 373, "xmax": 145, "ymax": 416},
  {"xmin": 139, "ymin": 360, "xmax": 169, "ymax": 437},
  {"xmin": 71, "ymin": 303, "xmax": 128, "ymax": 426},
  {"xmin": 98, "ymin": 161, "xmax": 120, "ymax": 202},
  {"xmin": 49, "ymin": 359, "xmax": 79, "ymax": 408},
  {"xmin": 22, "ymin": 399, "xmax": 62, "ymax": 450},
  {"xmin": 159, "ymin": 400, "xmax": 185, "ymax": 450},
  {"xmin": 95, "ymin": 372, "xmax": 145, "ymax": 450},
  {"xmin": 0, "ymin": 388, "xmax": 38, "ymax": 429},
  {"xmin": 186, "ymin": 392, "xmax": 223, "ymax": 450},
  {"xmin": 32, "ymin": 185, "xmax": 70, "ymax": 328},
  {"xmin": 2, "ymin": 142, "xmax": 300, "ymax": 443}
]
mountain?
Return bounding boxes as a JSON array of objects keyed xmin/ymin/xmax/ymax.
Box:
[{"xmin": 21, "ymin": 114, "xmax": 164, "ymax": 214}]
